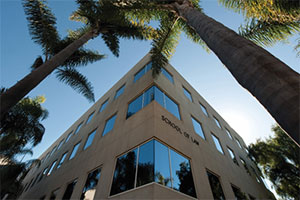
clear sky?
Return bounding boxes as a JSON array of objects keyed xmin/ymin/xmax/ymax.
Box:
[{"xmin": 1, "ymin": 0, "xmax": 299, "ymax": 196}]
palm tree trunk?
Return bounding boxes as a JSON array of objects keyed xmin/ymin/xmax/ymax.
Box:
[
  {"xmin": 0, "ymin": 30, "xmax": 95, "ymax": 120},
  {"xmin": 174, "ymin": 3, "xmax": 300, "ymax": 145}
]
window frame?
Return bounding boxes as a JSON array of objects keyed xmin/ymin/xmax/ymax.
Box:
[
  {"xmin": 191, "ymin": 116, "xmax": 206, "ymax": 140},
  {"xmin": 102, "ymin": 114, "xmax": 117, "ymax": 137},
  {"xmin": 182, "ymin": 86, "xmax": 193, "ymax": 102},
  {"xmin": 114, "ymin": 84, "xmax": 125, "ymax": 100},
  {"xmin": 83, "ymin": 129, "xmax": 97, "ymax": 150},
  {"xmin": 69, "ymin": 142, "xmax": 81, "ymax": 160},
  {"xmin": 99, "ymin": 99, "xmax": 109, "ymax": 113},
  {"xmin": 211, "ymin": 133, "xmax": 224, "ymax": 154},
  {"xmin": 74, "ymin": 122, "xmax": 83, "ymax": 135},
  {"xmin": 86, "ymin": 111, "xmax": 95, "ymax": 124}
]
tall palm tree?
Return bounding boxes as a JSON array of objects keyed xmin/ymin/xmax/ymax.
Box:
[
  {"xmin": 0, "ymin": 0, "xmax": 156, "ymax": 120},
  {"xmin": 117, "ymin": 0, "xmax": 300, "ymax": 145}
]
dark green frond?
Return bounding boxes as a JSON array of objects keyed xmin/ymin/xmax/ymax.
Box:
[
  {"xmin": 68, "ymin": 26, "xmax": 92, "ymax": 41},
  {"xmin": 55, "ymin": 68, "xmax": 95, "ymax": 102},
  {"xmin": 102, "ymin": 33, "xmax": 120, "ymax": 57},
  {"xmin": 30, "ymin": 56, "xmax": 44, "ymax": 71},
  {"xmin": 22, "ymin": 0, "xmax": 60, "ymax": 53},
  {"xmin": 295, "ymin": 37, "xmax": 300, "ymax": 57},
  {"xmin": 239, "ymin": 19, "xmax": 300, "ymax": 47}
]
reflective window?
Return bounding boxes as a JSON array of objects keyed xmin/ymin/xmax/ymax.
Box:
[
  {"xmin": 183, "ymin": 87, "xmax": 192, "ymax": 102},
  {"xmin": 81, "ymin": 168, "xmax": 101, "ymax": 200},
  {"xmin": 38, "ymin": 167, "xmax": 48, "ymax": 182},
  {"xmin": 110, "ymin": 139, "xmax": 196, "ymax": 198},
  {"xmin": 57, "ymin": 152, "xmax": 68, "ymax": 169},
  {"xmin": 231, "ymin": 185, "xmax": 247, "ymax": 200},
  {"xmin": 74, "ymin": 123, "xmax": 83, "ymax": 135},
  {"xmin": 227, "ymin": 147, "xmax": 239, "ymax": 165},
  {"xmin": 50, "ymin": 188, "xmax": 59, "ymax": 200},
  {"xmin": 102, "ymin": 114, "xmax": 117, "ymax": 136},
  {"xmin": 99, "ymin": 99, "xmax": 108, "ymax": 112},
  {"xmin": 50, "ymin": 146, "xmax": 57, "ymax": 157},
  {"xmin": 134, "ymin": 62, "xmax": 151, "ymax": 82},
  {"xmin": 114, "ymin": 85, "xmax": 125, "ymax": 99},
  {"xmin": 47, "ymin": 160, "xmax": 57, "ymax": 176},
  {"xmin": 65, "ymin": 132, "xmax": 73, "ymax": 143},
  {"xmin": 45, "ymin": 152, "xmax": 50, "ymax": 161},
  {"xmin": 57, "ymin": 139, "xmax": 64, "ymax": 150},
  {"xmin": 127, "ymin": 86, "xmax": 180, "ymax": 120},
  {"xmin": 250, "ymin": 166, "xmax": 260, "ymax": 183},
  {"xmin": 225, "ymin": 129, "xmax": 233, "ymax": 140},
  {"xmin": 170, "ymin": 149, "xmax": 196, "ymax": 197},
  {"xmin": 86, "ymin": 112, "xmax": 95, "ymax": 124},
  {"xmin": 214, "ymin": 117, "xmax": 222, "ymax": 129},
  {"xmin": 161, "ymin": 68, "xmax": 174, "ymax": 83},
  {"xmin": 240, "ymin": 158, "xmax": 251, "ymax": 175},
  {"xmin": 69, "ymin": 142, "xmax": 81, "ymax": 160},
  {"xmin": 62, "ymin": 179, "xmax": 77, "ymax": 200},
  {"xmin": 236, "ymin": 138, "xmax": 242, "ymax": 149},
  {"xmin": 84, "ymin": 129, "xmax": 97, "ymax": 150},
  {"xmin": 207, "ymin": 171, "xmax": 225, "ymax": 200},
  {"xmin": 212, "ymin": 134, "xmax": 224, "ymax": 154},
  {"xmin": 200, "ymin": 103, "xmax": 208, "ymax": 117},
  {"xmin": 191, "ymin": 117, "xmax": 205, "ymax": 139},
  {"xmin": 110, "ymin": 149, "xmax": 138, "ymax": 195}
]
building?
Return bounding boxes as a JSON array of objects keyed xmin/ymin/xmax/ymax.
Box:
[{"xmin": 19, "ymin": 54, "xmax": 274, "ymax": 199}]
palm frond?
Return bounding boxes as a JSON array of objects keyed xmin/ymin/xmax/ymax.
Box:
[
  {"xmin": 22, "ymin": 0, "xmax": 59, "ymax": 54},
  {"xmin": 102, "ymin": 33, "xmax": 120, "ymax": 57},
  {"xmin": 55, "ymin": 68, "xmax": 95, "ymax": 102},
  {"xmin": 30, "ymin": 56, "xmax": 44, "ymax": 71},
  {"xmin": 63, "ymin": 49, "xmax": 106, "ymax": 68}
]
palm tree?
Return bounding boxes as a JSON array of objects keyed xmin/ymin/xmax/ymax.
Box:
[
  {"xmin": 0, "ymin": 0, "xmax": 155, "ymax": 120},
  {"xmin": 118, "ymin": 0, "xmax": 300, "ymax": 145}
]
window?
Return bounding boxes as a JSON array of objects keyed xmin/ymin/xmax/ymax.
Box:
[
  {"xmin": 207, "ymin": 171, "xmax": 226, "ymax": 200},
  {"xmin": 110, "ymin": 139, "xmax": 196, "ymax": 198},
  {"xmin": 214, "ymin": 117, "xmax": 222, "ymax": 129},
  {"xmin": 161, "ymin": 68, "xmax": 174, "ymax": 83},
  {"xmin": 227, "ymin": 147, "xmax": 239, "ymax": 165},
  {"xmin": 65, "ymin": 131, "xmax": 73, "ymax": 143},
  {"xmin": 231, "ymin": 185, "xmax": 247, "ymax": 200},
  {"xmin": 240, "ymin": 158, "xmax": 251, "ymax": 175},
  {"xmin": 114, "ymin": 85, "xmax": 125, "ymax": 99},
  {"xmin": 62, "ymin": 179, "xmax": 77, "ymax": 200},
  {"xmin": 225, "ymin": 129, "xmax": 233, "ymax": 140},
  {"xmin": 50, "ymin": 146, "xmax": 57, "ymax": 157},
  {"xmin": 86, "ymin": 112, "xmax": 95, "ymax": 124},
  {"xmin": 127, "ymin": 86, "xmax": 180, "ymax": 120},
  {"xmin": 44, "ymin": 152, "xmax": 50, "ymax": 161},
  {"xmin": 38, "ymin": 167, "xmax": 48, "ymax": 182},
  {"xmin": 25, "ymin": 178, "xmax": 34, "ymax": 192},
  {"xmin": 74, "ymin": 123, "xmax": 83, "ymax": 135},
  {"xmin": 134, "ymin": 62, "xmax": 151, "ymax": 82},
  {"xmin": 212, "ymin": 134, "xmax": 224, "ymax": 154},
  {"xmin": 57, "ymin": 152, "xmax": 68, "ymax": 169},
  {"xmin": 102, "ymin": 114, "xmax": 117, "ymax": 136},
  {"xmin": 81, "ymin": 168, "xmax": 101, "ymax": 200},
  {"xmin": 250, "ymin": 166, "xmax": 260, "ymax": 183},
  {"xmin": 57, "ymin": 139, "xmax": 64, "ymax": 150},
  {"xmin": 200, "ymin": 103, "xmax": 208, "ymax": 117},
  {"xmin": 183, "ymin": 87, "xmax": 192, "ymax": 102},
  {"xmin": 236, "ymin": 138, "xmax": 242, "ymax": 149},
  {"xmin": 47, "ymin": 160, "xmax": 57, "ymax": 176},
  {"xmin": 84, "ymin": 129, "xmax": 97, "ymax": 150},
  {"xmin": 50, "ymin": 188, "xmax": 59, "ymax": 200},
  {"xmin": 191, "ymin": 116, "xmax": 205, "ymax": 139},
  {"xmin": 99, "ymin": 99, "xmax": 108, "ymax": 112},
  {"xmin": 30, "ymin": 174, "xmax": 38, "ymax": 188},
  {"xmin": 69, "ymin": 143, "xmax": 81, "ymax": 160}
]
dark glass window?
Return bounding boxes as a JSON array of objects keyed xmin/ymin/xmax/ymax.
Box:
[
  {"xmin": 69, "ymin": 142, "xmax": 81, "ymax": 160},
  {"xmin": 102, "ymin": 115, "xmax": 117, "ymax": 136},
  {"xmin": 207, "ymin": 171, "xmax": 226, "ymax": 200},
  {"xmin": 240, "ymin": 158, "xmax": 251, "ymax": 175},
  {"xmin": 161, "ymin": 68, "xmax": 174, "ymax": 83},
  {"xmin": 236, "ymin": 138, "xmax": 242, "ymax": 149},
  {"xmin": 214, "ymin": 117, "xmax": 222, "ymax": 129},
  {"xmin": 170, "ymin": 149, "xmax": 196, "ymax": 198},
  {"xmin": 127, "ymin": 86, "xmax": 180, "ymax": 120},
  {"xmin": 38, "ymin": 167, "xmax": 48, "ymax": 182},
  {"xmin": 65, "ymin": 131, "xmax": 73, "ymax": 143},
  {"xmin": 212, "ymin": 134, "xmax": 224, "ymax": 154},
  {"xmin": 47, "ymin": 160, "xmax": 57, "ymax": 176},
  {"xmin": 81, "ymin": 168, "xmax": 101, "ymax": 200},
  {"xmin": 250, "ymin": 166, "xmax": 260, "ymax": 183},
  {"xmin": 134, "ymin": 62, "xmax": 151, "ymax": 82},
  {"xmin": 110, "ymin": 149, "xmax": 138, "ymax": 196},
  {"xmin": 57, "ymin": 152, "xmax": 68, "ymax": 169},
  {"xmin": 99, "ymin": 99, "xmax": 108, "ymax": 112},
  {"xmin": 114, "ymin": 85, "xmax": 125, "ymax": 99},
  {"xmin": 200, "ymin": 103, "xmax": 208, "ymax": 117},
  {"xmin": 74, "ymin": 123, "xmax": 83, "ymax": 135},
  {"xmin": 154, "ymin": 140, "xmax": 171, "ymax": 187},
  {"xmin": 50, "ymin": 188, "xmax": 59, "ymax": 200},
  {"xmin": 137, "ymin": 140, "xmax": 154, "ymax": 187},
  {"xmin": 62, "ymin": 179, "xmax": 77, "ymax": 200},
  {"xmin": 57, "ymin": 139, "xmax": 64, "ymax": 150},
  {"xmin": 191, "ymin": 117, "xmax": 205, "ymax": 139},
  {"xmin": 84, "ymin": 129, "xmax": 97, "ymax": 150},
  {"xmin": 227, "ymin": 147, "xmax": 239, "ymax": 165},
  {"xmin": 231, "ymin": 185, "xmax": 247, "ymax": 200},
  {"xmin": 225, "ymin": 129, "xmax": 233, "ymax": 140},
  {"xmin": 86, "ymin": 112, "xmax": 95, "ymax": 124},
  {"xmin": 183, "ymin": 87, "xmax": 193, "ymax": 102},
  {"xmin": 30, "ymin": 173, "xmax": 40, "ymax": 188},
  {"xmin": 25, "ymin": 178, "xmax": 34, "ymax": 191}
]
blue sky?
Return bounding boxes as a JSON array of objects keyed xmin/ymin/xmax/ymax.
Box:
[{"xmin": 1, "ymin": 0, "xmax": 299, "ymax": 196}]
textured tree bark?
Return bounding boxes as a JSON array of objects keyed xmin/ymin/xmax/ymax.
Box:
[
  {"xmin": 174, "ymin": 3, "xmax": 300, "ymax": 145},
  {"xmin": 0, "ymin": 30, "xmax": 95, "ymax": 120}
]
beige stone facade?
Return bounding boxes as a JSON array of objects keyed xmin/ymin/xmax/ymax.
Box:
[{"xmin": 19, "ymin": 54, "xmax": 274, "ymax": 199}]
